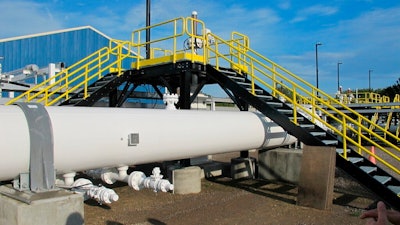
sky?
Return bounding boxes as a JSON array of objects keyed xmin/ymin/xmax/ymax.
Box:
[{"xmin": 0, "ymin": 0, "xmax": 399, "ymax": 97}]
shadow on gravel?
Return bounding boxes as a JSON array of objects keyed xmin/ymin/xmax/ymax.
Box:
[
  {"xmin": 207, "ymin": 177, "xmax": 297, "ymax": 205},
  {"xmin": 147, "ymin": 218, "xmax": 167, "ymax": 225}
]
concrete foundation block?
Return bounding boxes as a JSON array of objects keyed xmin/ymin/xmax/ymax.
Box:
[
  {"xmin": 231, "ymin": 157, "xmax": 256, "ymax": 180},
  {"xmin": 258, "ymin": 148, "xmax": 302, "ymax": 184},
  {"xmin": 173, "ymin": 166, "xmax": 201, "ymax": 194},
  {"xmin": 0, "ymin": 185, "xmax": 84, "ymax": 225}
]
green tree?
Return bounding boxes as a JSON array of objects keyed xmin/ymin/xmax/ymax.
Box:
[{"xmin": 378, "ymin": 78, "xmax": 400, "ymax": 100}]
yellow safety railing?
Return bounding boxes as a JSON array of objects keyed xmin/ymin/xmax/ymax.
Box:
[
  {"xmin": 6, "ymin": 40, "xmax": 136, "ymax": 106},
  {"xmin": 203, "ymin": 30, "xmax": 400, "ymax": 175},
  {"xmin": 356, "ymin": 92, "xmax": 391, "ymax": 104}
]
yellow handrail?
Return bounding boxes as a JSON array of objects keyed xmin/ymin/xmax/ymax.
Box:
[
  {"xmin": 131, "ymin": 17, "xmax": 186, "ymax": 68},
  {"xmin": 203, "ymin": 30, "xmax": 400, "ymax": 175},
  {"xmin": 6, "ymin": 40, "xmax": 136, "ymax": 106}
]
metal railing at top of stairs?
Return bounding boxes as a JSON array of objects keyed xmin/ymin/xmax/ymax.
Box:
[
  {"xmin": 6, "ymin": 40, "xmax": 137, "ymax": 106},
  {"xmin": 129, "ymin": 17, "xmax": 209, "ymax": 68},
  {"xmin": 203, "ymin": 30, "xmax": 400, "ymax": 175}
]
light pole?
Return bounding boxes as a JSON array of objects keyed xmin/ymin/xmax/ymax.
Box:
[
  {"xmin": 337, "ymin": 61, "xmax": 342, "ymax": 91},
  {"xmin": 368, "ymin": 69, "xmax": 373, "ymax": 91},
  {"xmin": 315, "ymin": 42, "xmax": 322, "ymax": 95},
  {"xmin": 146, "ymin": 0, "xmax": 151, "ymax": 59}
]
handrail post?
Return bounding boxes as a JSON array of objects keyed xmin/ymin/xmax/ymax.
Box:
[
  {"xmin": 250, "ymin": 61, "xmax": 255, "ymax": 95},
  {"xmin": 272, "ymin": 65, "xmax": 277, "ymax": 97},
  {"xmin": 342, "ymin": 116, "xmax": 347, "ymax": 158},
  {"xmin": 65, "ymin": 71, "xmax": 69, "ymax": 100},
  {"xmin": 311, "ymin": 91, "xmax": 316, "ymax": 124},
  {"xmin": 45, "ymin": 89, "xmax": 48, "ymax": 106},
  {"xmin": 173, "ymin": 20, "xmax": 177, "ymax": 63},
  {"xmin": 98, "ymin": 50, "xmax": 102, "ymax": 79},
  {"xmin": 84, "ymin": 65, "xmax": 88, "ymax": 98},
  {"xmin": 357, "ymin": 117, "xmax": 362, "ymax": 154},
  {"xmin": 292, "ymin": 88, "xmax": 298, "ymax": 125}
]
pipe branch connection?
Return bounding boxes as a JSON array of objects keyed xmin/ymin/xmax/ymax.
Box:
[
  {"xmin": 55, "ymin": 172, "xmax": 119, "ymax": 204},
  {"xmin": 86, "ymin": 166, "xmax": 174, "ymax": 193},
  {"xmin": 72, "ymin": 178, "xmax": 119, "ymax": 204}
]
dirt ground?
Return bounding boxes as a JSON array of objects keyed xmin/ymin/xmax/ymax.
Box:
[{"xmin": 84, "ymin": 152, "xmax": 378, "ymax": 225}]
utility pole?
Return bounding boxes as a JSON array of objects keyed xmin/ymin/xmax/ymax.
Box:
[{"xmin": 146, "ymin": 0, "xmax": 151, "ymax": 59}]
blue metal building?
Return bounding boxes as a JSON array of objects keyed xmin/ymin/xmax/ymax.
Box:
[{"xmin": 0, "ymin": 26, "xmax": 112, "ymax": 72}]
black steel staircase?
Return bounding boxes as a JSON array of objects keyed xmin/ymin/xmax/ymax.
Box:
[
  {"xmin": 59, "ymin": 72, "xmax": 131, "ymax": 106},
  {"xmin": 206, "ymin": 64, "xmax": 400, "ymax": 209}
]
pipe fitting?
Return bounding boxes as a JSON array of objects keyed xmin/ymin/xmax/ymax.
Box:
[
  {"xmin": 127, "ymin": 167, "xmax": 173, "ymax": 192},
  {"xmin": 72, "ymin": 178, "xmax": 119, "ymax": 204}
]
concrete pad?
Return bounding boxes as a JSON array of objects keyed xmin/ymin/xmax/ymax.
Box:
[
  {"xmin": 258, "ymin": 148, "xmax": 302, "ymax": 184},
  {"xmin": 0, "ymin": 185, "xmax": 84, "ymax": 225}
]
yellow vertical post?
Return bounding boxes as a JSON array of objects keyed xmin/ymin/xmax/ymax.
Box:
[
  {"xmin": 84, "ymin": 65, "xmax": 88, "ymax": 99},
  {"xmin": 98, "ymin": 50, "xmax": 102, "ymax": 79},
  {"xmin": 272, "ymin": 65, "xmax": 277, "ymax": 97},
  {"xmin": 342, "ymin": 116, "xmax": 347, "ymax": 158},
  {"xmin": 357, "ymin": 117, "xmax": 362, "ymax": 154},
  {"xmin": 250, "ymin": 61, "xmax": 255, "ymax": 95},
  {"xmin": 45, "ymin": 89, "xmax": 48, "ymax": 106},
  {"xmin": 65, "ymin": 71, "xmax": 69, "ymax": 100},
  {"xmin": 292, "ymin": 88, "xmax": 298, "ymax": 125},
  {"xmin": 311, "ymin": 89, "xmax": 317, "ymax": 124},
  {"xmin": 173, "ymin": 20, "xmax": 177, "ymax": 63}
]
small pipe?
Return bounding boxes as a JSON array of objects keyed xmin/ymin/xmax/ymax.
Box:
[
  {"xmin": 72, "ymin": 178, "xmax": 119, "ymax": 204},
  {"xmin": 86, "ymin": 166, "xmax": 173, "ymax": 193}
]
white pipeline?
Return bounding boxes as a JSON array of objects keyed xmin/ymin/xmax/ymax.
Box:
[{"xmin": 0, "ymin": 105, "xmax": 296, "ymax": 181}]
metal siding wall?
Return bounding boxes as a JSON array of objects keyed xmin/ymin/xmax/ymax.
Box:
[
  {"xmin": 0, "ymin": 28, "xmax": 110, "ymax": 72},
  {"xmin": 0, "ymin": 28, "xmax": 159, "ymax": 102}
]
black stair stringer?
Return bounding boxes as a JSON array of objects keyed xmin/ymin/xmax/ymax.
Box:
[
  {"xmin": 59, "ymin": 71, "xmax": 132, "ymax": 106},
  {"xmin": 336, "ymin": 155, "xmax": 400, "ymax": 210},
  {"xmin": 206, "ymin": 65, "xmax": 400, "ymax": 209},
  {"xmin": 206, "ymin": 65, "xmax": 325, "ymax": 146}
]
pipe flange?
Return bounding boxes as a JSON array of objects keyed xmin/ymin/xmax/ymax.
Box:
[{"xmin": 127, "ymin": 171, "xmax": 146, "ymax": 191}]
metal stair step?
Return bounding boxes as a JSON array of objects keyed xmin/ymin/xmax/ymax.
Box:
[
  {"xmin": 246, "ymin": 88, "xmax": 263, "ymax": 94},
  {"xmin": 388, "ymin": 185, "xmax": 400, "ymax": 195},
  {"xmin": 102, "ymin": 75, "xmax": 116, "ymax": 80},
  {"xmin": 336, "ymin": 148, "xmax": 350, "ymax": 154},
  {"xmin": 299, "ymin": 124, "xmax": 315, "ymax": 129},
  {"xmin": 310, "ymin": 132, "xmax": 326, "ymax": 137},
  {"xmin": 256, "ymin": 95, "xmax": 273, "ymax": 100},
  {"xmin": 237, "ymin": 82, "xmax": 251, "ymax": 86},
  {"xmin": 68, "ymin": 98, "xmax": 83, "ymax": 104},
  {"xmin": 88, "ymin": 86, "xmax": 100, "ymax": 92},
  {"xmin": 221, "ymin": 70, "xmax": 238, "ymax": 76},
  {"xmin": 348, "ymin": 157, "xmax": 364, "ymax": 164},
  {"xmin": 228, "ymin": 76, "xmax": 245, "ymax": 82},
  {"xmin": 360, "ymin": 166, "xmax": 377, "ymax": 174},
  {"xmin": 374, "ymin": 175, "xmax": 391, "ymax": 184},
  {"xmin": 321, "ymin": 139, "xmax": 338, "ymax": 145},
  {"xmin": 225, "ymin": 73, "xmax": 242, "ymax": 80},
  {"xmin": 266, "ymin": 102, "xmax": 283, "ymax": 107},
  {"xmin": 289, "ymin": 116, "xmax": 304, "ymax": 122},
  {"xmin": 278, "ymin": 109, "xmax": 293, "ymax": 114},
  {"xmin": 95, "ymin": 80, "xmax": 111, "ymax": 86}
]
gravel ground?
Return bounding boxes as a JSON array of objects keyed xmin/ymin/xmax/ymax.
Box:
[{"xmin": 84, "ymin": 152, "xmax": 378, "ymax": 225}]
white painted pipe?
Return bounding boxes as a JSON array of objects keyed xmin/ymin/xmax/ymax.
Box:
[
  {"xmin": 72, "ymin": 178, "xmax": 119, "ymax": 204},
  {"xmin": 0, "ymin": 105, "xmax": 296, "ymax": 181}
]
